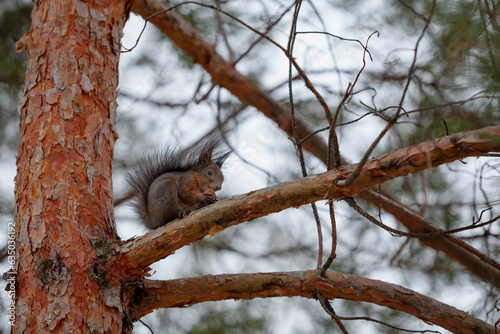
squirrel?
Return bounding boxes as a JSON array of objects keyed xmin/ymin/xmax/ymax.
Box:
[{"xmin": 128, "ymin": 137, "xmax": 231, "ymax": 229}]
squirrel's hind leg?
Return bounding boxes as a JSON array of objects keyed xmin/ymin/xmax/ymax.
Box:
[{"xmin": 146, "ymin": 175, "xmax": 181, "ymax": 229}]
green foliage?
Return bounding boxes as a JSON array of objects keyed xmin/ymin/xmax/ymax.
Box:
[
  {"xmin": 437, "ymin": 1, "xmax": 500, "ymax": 93},
  {"xmin": 383, "ymin": 0, "xmax": 500, "ymax": 138},
  {"xmin": 188, "ymin": 305, "xmax": 267, "ymax": 334},
  {"xmin": 146, "ymin": 302, "xmax": 268, "ymax": 334},
  {"xmin": 0, "ymin": 1, "xmax": 31, "ymax": 149},
  {"xmin": 0, "ymin": 2, "xmax": 30, "ymax": 84}
]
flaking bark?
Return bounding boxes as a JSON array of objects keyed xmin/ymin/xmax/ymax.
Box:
[
  {"xmin": 129, "ymin": 270, "xmax": 496, "ymax": 334},
  {"xmin": 15, "ymin": 0, "xmax": 133, "ymax": 332}
]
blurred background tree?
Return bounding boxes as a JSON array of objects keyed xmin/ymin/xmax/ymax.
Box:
[
  {"xmin": 2, "ymin": 0, "xmax": 499, "ymax": 333},
  {"xmin": 0, "ymin": 0, "xmax": 30, "ymax": 217}
]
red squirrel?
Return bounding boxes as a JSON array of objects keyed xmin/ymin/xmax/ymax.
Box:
[{"xmin": 128, "ymin": 137, "xmax": 231, "ymax": 229}]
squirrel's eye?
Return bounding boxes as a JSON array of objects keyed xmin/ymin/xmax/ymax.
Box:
[{"xmin": 207, "ymin": 170, "xmax": 213, "ymax": 176}]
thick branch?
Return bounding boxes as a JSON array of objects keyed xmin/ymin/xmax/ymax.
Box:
[
  {"xmin": 120, "ymin": 125, "xmax": 500, "ymax": 269},
  {"xmin": 130, "ymin": 0, "xmax": 328, "ymax": 160},
  {"xmin": 128, "ymin": 270, "xmax": 496, "ymax": 334}
]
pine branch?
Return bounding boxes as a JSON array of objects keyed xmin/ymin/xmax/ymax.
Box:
[
  {"xmin": 127, "ymin": 270, "xmax": 496, "ymax": 334},
  {"xmin": 120, "ymin": 125, "xmax": 500, "ymax": 271}
]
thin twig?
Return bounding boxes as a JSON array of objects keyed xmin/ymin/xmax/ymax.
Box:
[
  {"xmin": 214, "ymin": 0, "xmax": 235, "ymax": 63},
  {"xmin": 366, "ymin": 189, "xmax": 500, "ymax": 272},
  {"xmin": 315, "ymin": 291, "xmax": 349, "ymax": 333},
  {"xmin": 232, "ymin": 3, "xmax": 294, "ymax": 65},
  {"xmin": 296, "ymin": 31, "xmax": 374, "ymax": 61},
  {"xmin": 314, "ymin": 290, "xmax": 440, "ymax": 334},
  {"xmin": 397, "ymin": 0, "xmax": 430, "ymax": 22},
  {"xmin": 344, "ymin": 196, "xmax": 500, "ymax": 239},
  {"xmin": 137, "ymin": 319, "xmax": 154, "ymax": 334},
  {"xmin": 320, "ymin": 202, "xmax": 337, "ymax": 276},
  {"xmin": 286, "ymin": 0, "xmax": 324, "ymax": 270}
]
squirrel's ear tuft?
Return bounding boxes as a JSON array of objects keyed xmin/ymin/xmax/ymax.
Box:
[
  {"xmin": 214, "ymin": 149, "xmax": 232, "ymax": 168},
  {"xmin": 192, "ymin": 135, "xmax": 232, "ymax": 169},
  {"xmin": 198, "ymin": 147, "xmax": 214, "ymax": 167}
]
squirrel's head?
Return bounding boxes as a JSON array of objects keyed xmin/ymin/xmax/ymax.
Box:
[
  {"xmin": 198, "ymin": 164, "xmax": 224, "ymax": 191},
  {"xmin": 194, "ymin": 145, "xmax": 230, "ymax": 191}
]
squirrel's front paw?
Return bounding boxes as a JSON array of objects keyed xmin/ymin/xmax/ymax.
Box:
[{"xmin": 203, "ymin": 189, "xmax": 217, "ymax": 204}]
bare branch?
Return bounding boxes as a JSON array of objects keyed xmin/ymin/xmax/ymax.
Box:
[
  {"xmin": 128, "ymin": 270, "xmax": 496, "ymax": 333},
  {"xmin": 365, "ymin": 189, "xmax": 500, "ymax": 287},
  {"xmin": 315, "ymin": 293, "xmax": 349, "ymax": 333},
  {"xmin": 285, "ymin": 1, "xmax": 325, "ymax": 271},
  {"xmin": 397, "ymin": 0, "xmax": 430, "ymax": 22},
  {"xmin": 336, "ymin": 0, "xmax": 436, "ymax": 187},
  {"xmin": 345, "ymin": 196, "xmax": 500, "ymax": 239},
  {"xmin": 295, "ymin": 31, "xmax": 374, "ymax": 61}
]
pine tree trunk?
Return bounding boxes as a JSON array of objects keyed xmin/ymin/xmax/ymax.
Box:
[{"xmin": 14, "ymin": 0, "xmax": 132, "ymax": 332}]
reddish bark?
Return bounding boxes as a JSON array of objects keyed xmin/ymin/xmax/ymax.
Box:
[
  {"xmin": 15, "ymin": 0, "xmax": 132, "ymax": 332},
  {"xmin": 129, "ymin": 271, "xmax": 496, "ymax": 334}
]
